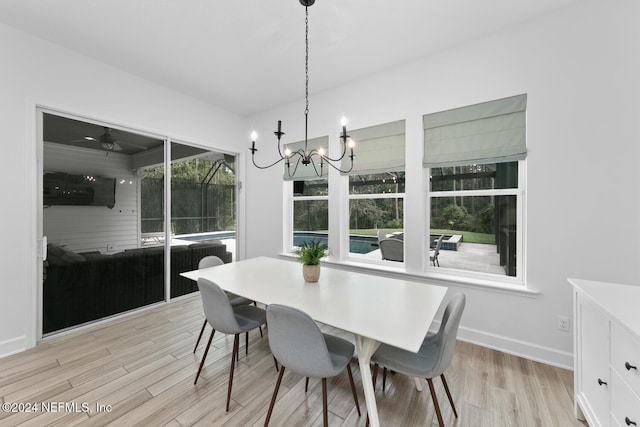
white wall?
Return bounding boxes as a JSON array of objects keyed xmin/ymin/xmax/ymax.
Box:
[
  {"xmin": 245, "ymin": 0, "xmax": 640, "ymax": 368},
  {"xmin": 0, "ymin": 23, "xmax": 248, "ymax": 356}
]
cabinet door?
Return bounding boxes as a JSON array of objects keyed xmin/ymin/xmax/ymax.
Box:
[
  {"xmin": 610, "ymin": 369, "xmax": 640, "ymax": 427},
  {"xmin": 578, "ymin": 294, "xmax": 610, "ymax": 427}
]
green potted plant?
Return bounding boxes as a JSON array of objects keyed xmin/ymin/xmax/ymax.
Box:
[{"xmin": 293, "ymin": 240, "xmax": 329, "ymax": 282}]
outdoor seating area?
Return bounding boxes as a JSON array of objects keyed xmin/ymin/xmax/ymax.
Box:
[
  {"xmin": 369, "ymin": 231, "xmax": 504, "ymax": 274},
  {"xmin": 366, "ymin": 240, "xmax": 505, "ymax": 275},
  {"xmin": 140, "ymin": 231, "xmax": 175, "ymax": 246},
  {"xmin": 435, "ymin": 242, "xmax": 504, "ymax": 275}
]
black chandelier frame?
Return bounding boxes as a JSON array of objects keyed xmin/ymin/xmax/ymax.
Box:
[{"xmin": 249, "ymin": 0, "xmax": 355, "ymax": 178}]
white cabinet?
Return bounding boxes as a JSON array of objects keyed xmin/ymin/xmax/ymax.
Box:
[
  {"xmin": 577, "ymin": 295, "xmax": 610, "ymax": 425},
  {"xmin": 570, "ymin": 278, "xmax": 640, "ymax": 427}
]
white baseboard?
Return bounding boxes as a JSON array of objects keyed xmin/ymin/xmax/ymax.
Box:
[
  {"xmin": 0, "ymin": 335, "xmax": 29, "ymax": 359},
  {"xmin": 431, "ymin": 322, "xmax": 574, "ymax": 370}
]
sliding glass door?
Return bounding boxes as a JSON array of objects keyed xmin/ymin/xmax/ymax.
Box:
[
  {"xmin": 166, "ymin": 142, "xmax": 237, "ymax": 298},
  {"xmin": 41, "ymin": 112, "xmax": 167, "ymax": 333},
  {"xmin": 138, "ymin": 142, "xmax": 238, "ymax": 300},
  {"xmin": 41, "ymin": 111, "xmax": 237, "ymax": 335}
]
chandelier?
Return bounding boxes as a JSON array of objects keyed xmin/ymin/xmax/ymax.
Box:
[{"xmin": 249, "ymin": 0, "xmax": 355, "ymax": 177}]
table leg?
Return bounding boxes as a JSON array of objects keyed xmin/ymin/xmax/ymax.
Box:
[
  {"xmin": 355, "ymin": 335, "xmax": 381, "ymax": 427},
  {"xmin": 414, "ymin": 377, "xmax": 423, "ymax": 391}
]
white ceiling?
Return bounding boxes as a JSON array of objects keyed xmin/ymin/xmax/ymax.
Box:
[{"xmin": 0, "ymin": 0, "xmax": 582, "ymax": 116}]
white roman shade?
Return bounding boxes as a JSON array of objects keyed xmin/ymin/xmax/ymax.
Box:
[
  {"xmin": 341, "ymin": 120, "xmax": 405, "ymax": 175},
  {"xmin": 423, "ymin": 94, "xmax": 527, "ymax": 168},
  {"xmin": 283, "ymin": 136, "xmax": 328, "ymax": 180}
]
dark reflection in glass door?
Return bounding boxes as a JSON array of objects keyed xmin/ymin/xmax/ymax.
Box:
[
  {"xmin": 42, "ymin": 112, "xmax": 165, "ymax": 334},
  {"xmin": 42, "ymin": 113, "xmax": 237, "ymax": 334}
]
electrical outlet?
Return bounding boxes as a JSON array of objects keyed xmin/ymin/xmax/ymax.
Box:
[{"xmin": 557, "ymin": 315, "xmax": 570, "ymax": 332}]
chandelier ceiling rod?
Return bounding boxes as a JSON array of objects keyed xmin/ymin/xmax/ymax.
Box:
[{"xmin": 249, "ymin": 0, "xmax": 355, "ymax": 178}]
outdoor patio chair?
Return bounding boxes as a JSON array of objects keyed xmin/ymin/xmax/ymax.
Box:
[
  {"xmin": 430, "ymin": 234, "xmax": 445, "ymax": 267},
  {"xmin": 379, "ymin": 237, "xmax": 404, "ymax": 262}
]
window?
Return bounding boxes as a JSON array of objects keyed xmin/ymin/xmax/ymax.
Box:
[
  {"xmin": 349, "ymin": 172, "xmax": 404, "ymax": 259},
  {"xmin": 292, "ymin": 178, "xmax": 329, "ymax": 248},
  {"xmin": 424, "ymin": 94, "xmax": 526, "ymax": 280},
  {"xmin": 429, "ymin": 162, "xmax": 521, "ymax": 277},
  {"xmin": 344, "ymin": 120, "xmax": 405, "ymax": 260},
  {"xmin": 281, "ymin": 97, "xmax": 526, "ymax": 286},
  {"xmin": 285, "ymin": 136, "xmax": 329, "ymax": 250}
]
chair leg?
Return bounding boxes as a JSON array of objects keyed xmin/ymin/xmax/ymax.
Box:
[
  {"xmin": 441, "ymin": 373, "xmax": 458, "ymax": 418},
  {"xmin": 305, "ymin": 377, "xmax": 310, "ymax": 392},
  {"xmin": 245, "ymin": 331, "xmax": 249, "ymax": 355},
  {"xmin": 427, "ymin": 378, "xmax": 445, "ymax": 427},
  {"xmin": 273, "ymin": 356, "xmax": 279, "ymax": 372},
  {"xmin": 322, "ymin": 378, "xmax": 328, "ymax": 427},
  {"xmin": 346, "ymin": 364, "xmax": 361, "ymax": 417},
  {"xmin": 253, "ymin": 301, "xmax": 264, "ymax": 337},
  {"xmin": 264, "ymin": 366, "xmax": 285, "ymax": 427},
  {"xmin": 382, "ymin": 367, "xmax": 387, "ymax": 391},
  {"xmin": 194, "ymin": 329, "xmax": 215, "ymax": 384},
  {"xmin": 226, "ymin": 334, "xmax": 240, "ymax": 412},
  {"xmin": 193, "ymin": 319, "xmax": 207, "ymax": 353},
  {"xmin": 372, "ymin": 363, "xmax": 379, "ymax": 389}
]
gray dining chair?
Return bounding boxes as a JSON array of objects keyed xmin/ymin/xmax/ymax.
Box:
[
  {"xmin": 194, "ymin": 277, "xmax": 267, "ymax": 412},
  {"xmin": 263, "ymin": 304, "xmax": 361, "ymax": 427},
  {"xmin": 379, "ymin": 237, "xmax": 404, "ymax": 262},
  {"xmin": 370, "ymin": 293, "xmax": 466, "ymax": 427},
  {"xmin": 193, "ymin": 256, "xmax": 256, "ymax": 354},
  {"xmin": 429, "ymin": 234, "xmax": 445, "ymax": 267}
]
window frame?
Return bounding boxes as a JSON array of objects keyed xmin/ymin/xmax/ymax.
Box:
[
  {"xmin": 347, "ymin": 190, "xmax": 406, "ymax": 263},
  {"xmin": 345, "ymin": 170, "xmax": 406, "ymax": 263},
  {"xmin": 425, "ymin": 159, "xmax": 525, "ymax": 285},
  {"xmin": 286, "ymin": 180, "xmax": 329, "ymax": 253},
  {"xmin": 281, "ymin": 108, "xmax": 529, "ymax": 292}
]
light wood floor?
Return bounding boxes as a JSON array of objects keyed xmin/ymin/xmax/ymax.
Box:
[{"xmin": 0, "ymin": 296, "xmax": 587, "ymax": 426}]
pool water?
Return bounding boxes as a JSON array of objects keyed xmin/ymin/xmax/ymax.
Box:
[
  {"xmin": 177, "ymin": 232, "xmax": 236, "ymax": 241},
  {"xmin": 294, "ymin": 232, "xmax": 378, "ymax": 254},
  {"xmin": 177, "ymin": 231, "xmax": 378, "ymax": 254}
]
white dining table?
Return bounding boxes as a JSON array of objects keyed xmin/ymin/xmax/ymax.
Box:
[{"xmin": 181, "ymin": 256, "xmax": 448, "ymax": 427}]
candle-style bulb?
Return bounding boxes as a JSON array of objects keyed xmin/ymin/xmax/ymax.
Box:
[
  {"xmin": 341, "ymin": 116, "xmax": 348, "ymax": 142},
  {"xmin": 318, "ymin": 147, "xmax": 325, "ymax": 156},
  {"xmin": 250, "ymin": 131, "xmax": 258, "ymax": 141}
]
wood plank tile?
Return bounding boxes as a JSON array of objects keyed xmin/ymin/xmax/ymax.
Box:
[{"xmin": 0, "ymin": 295, "xmax": 588, "ymax": 427}]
